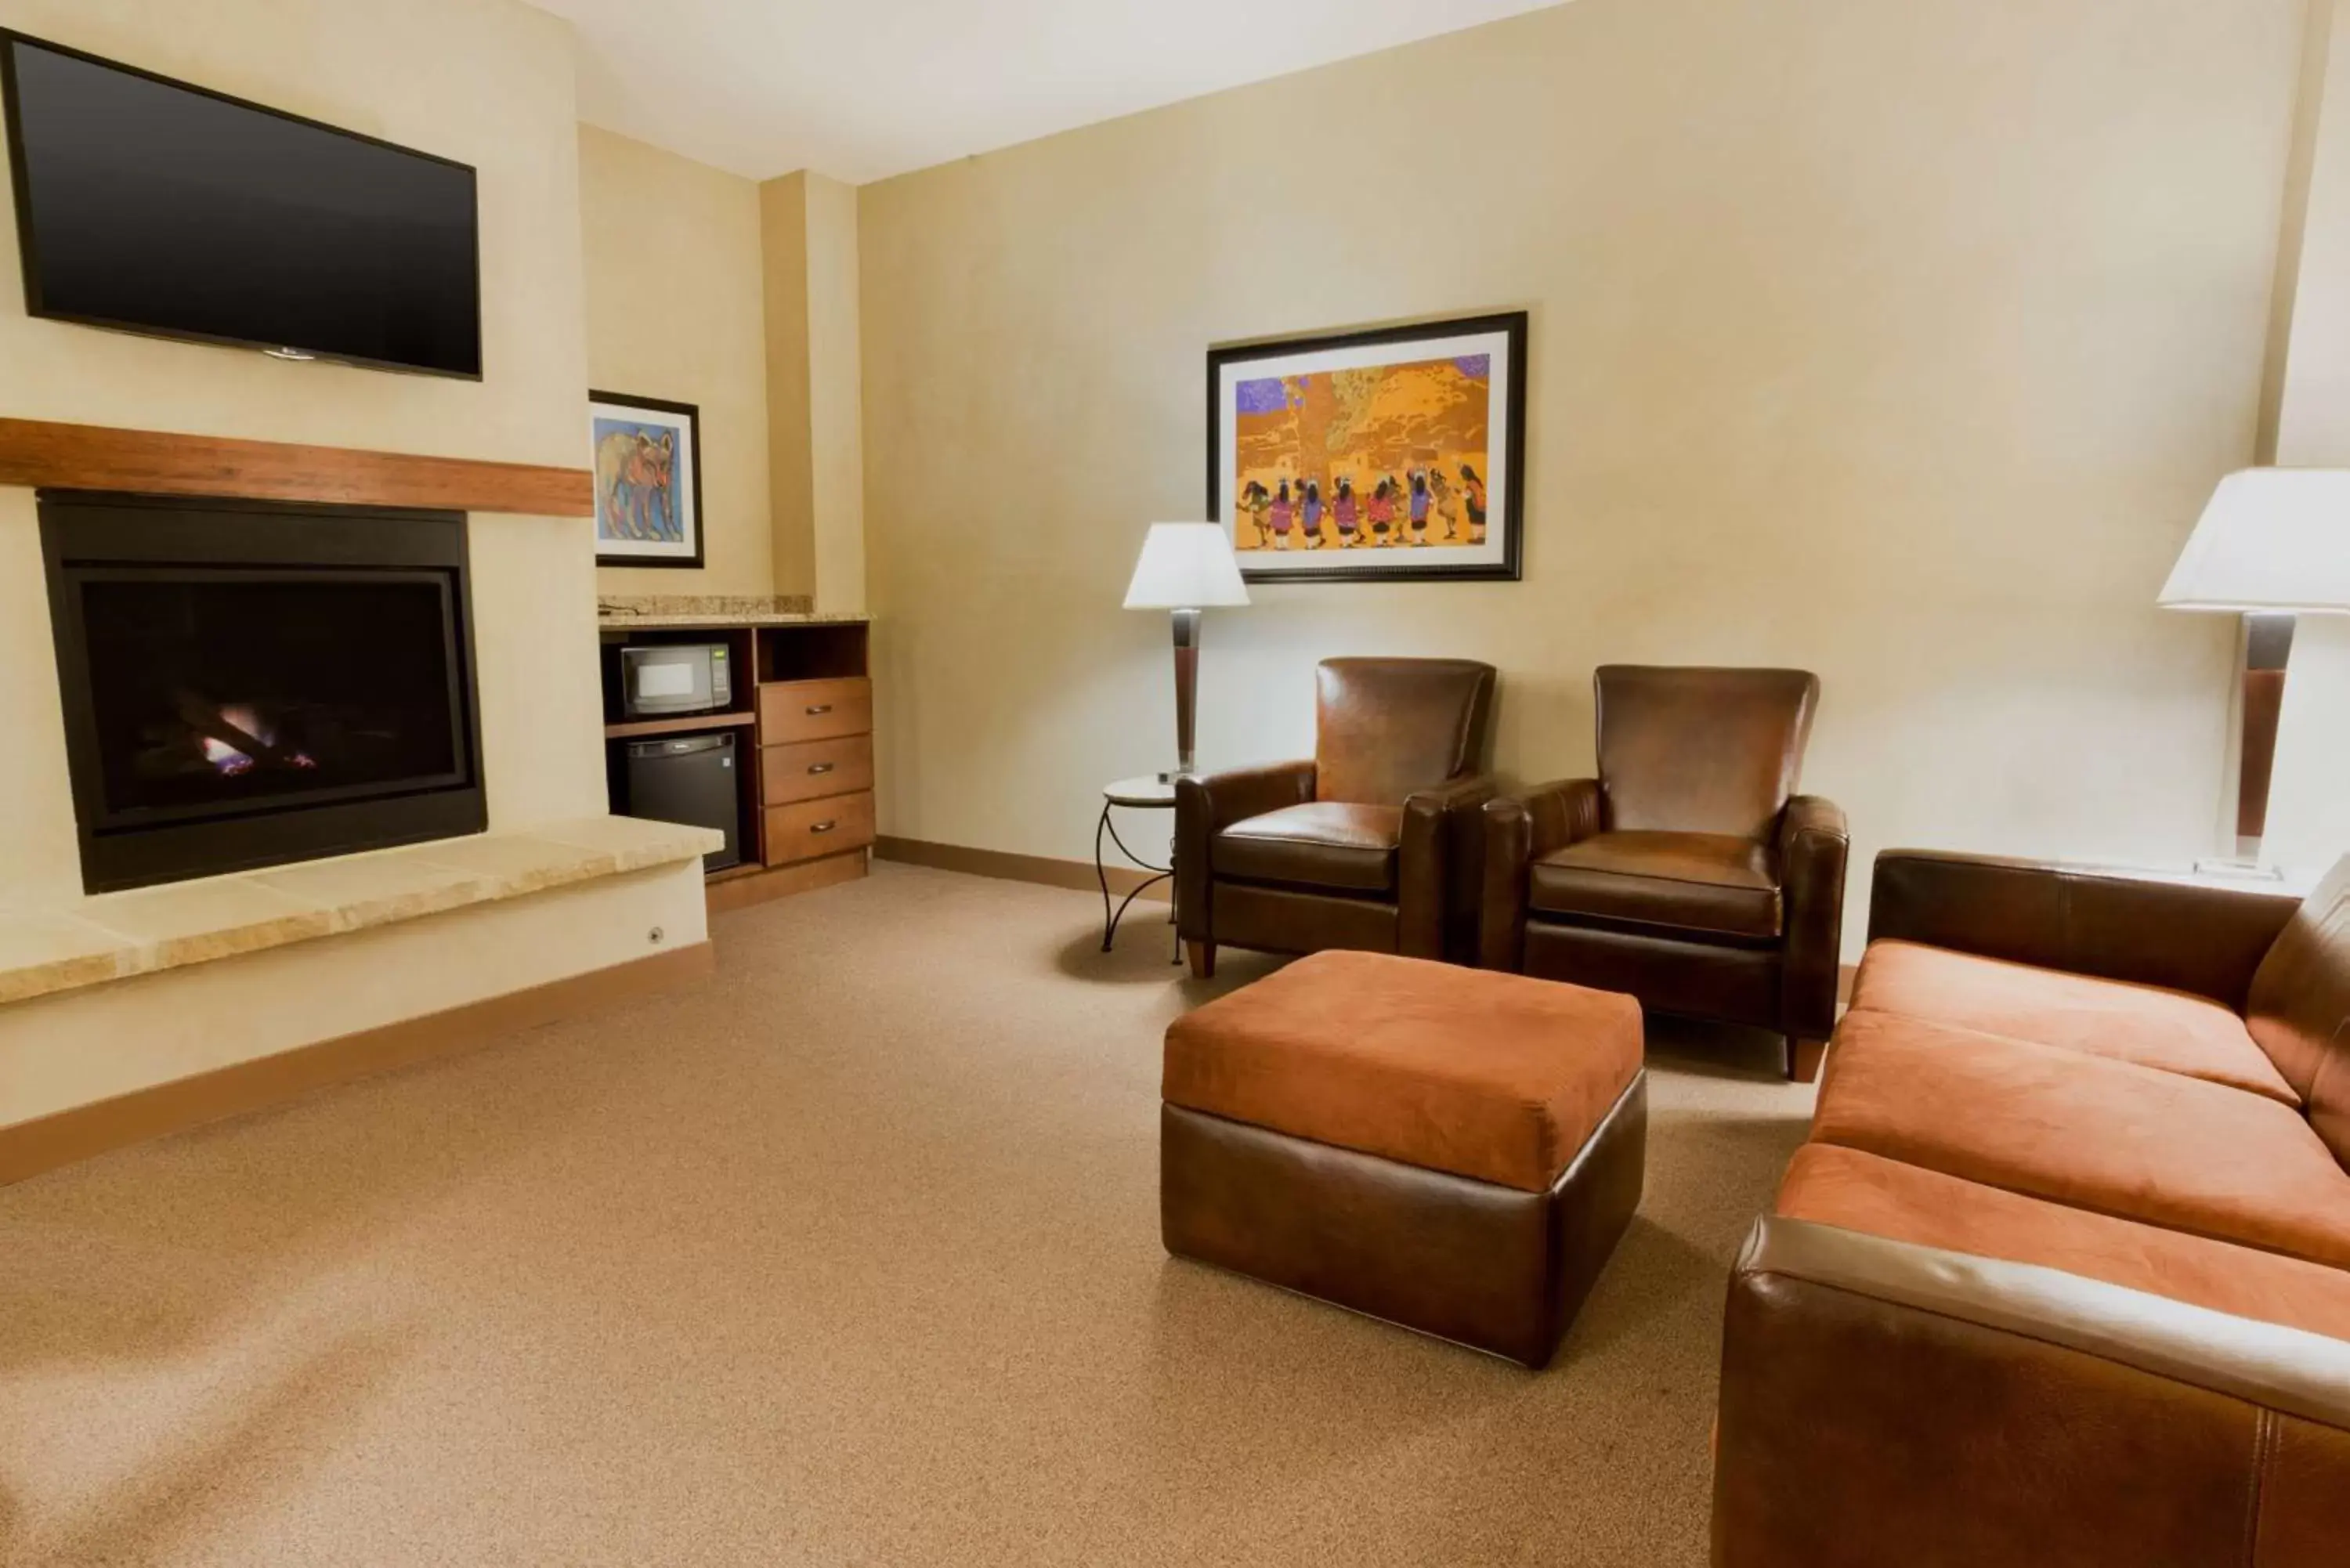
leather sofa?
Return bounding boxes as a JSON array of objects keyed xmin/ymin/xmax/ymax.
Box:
[
  {"xmin": 1480, "ymin": 666, "xmax": 1847, "ymax": 1081},
  {"xmin": 1714, "ymin": 851, "xmax": 2350, "ymax": 1566},
  {"xmin": 1175, "ymin": 657, "xmax": 1496, "ymax": 977}
]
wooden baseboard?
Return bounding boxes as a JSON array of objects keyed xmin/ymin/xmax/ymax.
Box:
[
  {"xmin": 705, "ymin": 850, "xmax": 868, "ymax": 915},
  {"xmin": 879, "ymin": 840, "xmax": 1861, "ymax": 999},
  {"xmin": 873, "ymin": 836, "xmax": 1171, "ymax": 901},
  {"xmin": 873, "ymin": 840, "xmax": 1849, "ymax": 992},
  {"xmin": 0, "ymin": 941, "xmax": 714, "ymax": 1187}
]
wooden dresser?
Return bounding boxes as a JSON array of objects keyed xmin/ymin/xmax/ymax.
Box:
[{"xmin": 598, "ymin": 616, "xmax": 873, "ymax": 914}]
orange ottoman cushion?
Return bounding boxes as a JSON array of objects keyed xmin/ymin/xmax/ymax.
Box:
[{"xmin": 1162, "ymin": 949, "xmax": 1642, "ymax": 1193}]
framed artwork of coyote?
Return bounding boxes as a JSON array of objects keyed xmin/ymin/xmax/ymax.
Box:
[
  {"xmin": 1207, "ymin": 311, "xmax": 1526, "ymax": 583},
  {"xmin": 590, "ymin": 390, "xmax": 703, "ymax": 569}
]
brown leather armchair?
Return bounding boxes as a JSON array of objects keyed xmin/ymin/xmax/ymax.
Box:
[
  {"xmin": 1480, "ymin": 665, "xmax": 1847, "ymax": 1081},
  {"xmin": 1176, "ymin": 657, "xmax": 1497, "ymax": 977}
]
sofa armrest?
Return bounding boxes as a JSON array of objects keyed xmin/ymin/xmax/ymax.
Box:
[
  {"xmin": 1477, "ymin": 779, "xmax": 1602, "ymax": 970},
  {"xmin": 1403, "ymin": 771, "xmax": 1502, "ymax": 821},
  {"xmin": 1777, "ymin": 797, "xmax": 1849, "ymax": 1039},
  {"xmin": 1400, "ymin": 773, "xmax": 1499, "ymax": 961},
  {"xmin": 1175, "ymin": 761, "xmax": 1316, "ymax": 941},
  {"xmin": 1866, "ymin": 850, "xmax": 2301, "ymax": 1010},
  {"xmin": 1524, "ymin": 777, "xmax": 1604, "ymax": 859},
  {"xmin": 1713, "ymin": 1217, "xmax": 2350, "ymax": 1568}
]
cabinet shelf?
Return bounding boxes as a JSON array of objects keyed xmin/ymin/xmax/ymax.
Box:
[{"xmin": 602, "ymin": 711, "xmax": 757, "ymax": 741}]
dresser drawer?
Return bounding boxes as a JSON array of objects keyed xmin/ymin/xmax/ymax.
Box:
[
  {"xmin": 765, "ymin": 791, "xmax": 874, "ymax": 865},
  {"xmin": 762, "ymin": 735, "xmax": 873, "ymax": 806},
  {"xmin": 758, "ymin": 677, "xmax": 870, "ymax": 745}
]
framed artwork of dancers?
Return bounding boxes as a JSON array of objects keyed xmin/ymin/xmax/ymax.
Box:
[{"xmin": 1207, "ymin": 310, "xmax": 1526, "ymax": 583}]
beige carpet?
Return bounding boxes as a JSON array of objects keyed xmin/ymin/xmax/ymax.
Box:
[{"xmin": 0, "ymin": 863, "xmax": 1815, "ymax": 1566}]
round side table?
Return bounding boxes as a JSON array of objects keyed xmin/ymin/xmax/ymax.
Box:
[{"xmin": 1097, "ymin": 775, "xmax": 1178, "ymax": 959}]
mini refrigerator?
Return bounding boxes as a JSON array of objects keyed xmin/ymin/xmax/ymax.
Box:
[{"xmin": 621, "ymin": 732, "xmax": 741, "ymax": 872}]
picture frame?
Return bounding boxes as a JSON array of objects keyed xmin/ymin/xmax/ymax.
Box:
[
  {"xmin": 1206, "ymin": 310, "xmax": 1527, "ymax": 583},
  {"xmin": 589, "ymin": 390, "xmax": 703, "ymax": 569}
]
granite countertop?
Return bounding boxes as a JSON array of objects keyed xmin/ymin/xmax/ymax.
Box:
[
  {"xmin": 598, "ymin": 610, "xmax": 871, "ymax": 628},
  {"xmin": 0, "ymin": 815, "xmax": 722, "ymax": 1008},
  {"xmin": 595, "ymin": 594, "xmax": 868, "ymax": 629}
]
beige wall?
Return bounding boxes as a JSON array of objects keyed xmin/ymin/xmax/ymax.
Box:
[
  {"xmin": 860, "ymin": 0, "xmax": 2307, "ymax": 954},
  {"xmin": 2278, "ymin": 0, "xmax": 2350, "ymax": 465},
  {"xmin": 0, "ymin": 0, "xmax": 700, "ymax": 1120},
  {"xmin": 2247, "ymin": 0, "xmax": 2350, "ymax": 873},
  {"xmin": 0, "ymin": 0, "xmax": 609, "ymax": 903},
  {"xmin": 0, "ymin": 2, "xmax": 588, "ymax": 466},
  {"xmin": 761, "ymin": 169, "xmax": 868, "ymax": 608},
  {"xmin": 762, "ymin": 173, "xmax": 818, "ymax": 599},
  {"xmin": 804, "ymin": 172, "xmax": 870, "ymax": 615},
  {"xmin": 579, "ymin": 134, "xmax": 859, "ymax": 606},
  {"xmin": 583, "ymin": 125, "xmax": 775, "ymax": 598}
]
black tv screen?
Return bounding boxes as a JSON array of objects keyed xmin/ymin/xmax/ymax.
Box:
[{"xmin": 1, "ymin": 32, "xmax": 481, "ymax": 378}]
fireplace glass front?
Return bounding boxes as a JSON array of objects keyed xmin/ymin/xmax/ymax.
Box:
[
  {"xmin": 79, "ymin": 573, "xmax": 464, "ymax": 821},
  {"xmin": 42, "ymin": 493, "xmax": 486, "ymax": 891}
]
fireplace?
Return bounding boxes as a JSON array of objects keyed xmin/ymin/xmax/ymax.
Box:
[{"xmin": 40, "ymin": 492, "xmax": 487, "ymax": 892}]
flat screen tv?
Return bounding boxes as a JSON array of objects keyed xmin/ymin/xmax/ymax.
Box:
[{"xmin": 0, "ymin": 31, "xmax": 481, "ymax": 378}]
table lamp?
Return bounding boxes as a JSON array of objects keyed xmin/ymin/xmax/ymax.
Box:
[
  {"xmin": 2160, "ymin": 468, "xmax": 2350, "ymax": 873},
  {"xmin": 1123, "ymin": 522, "xmax": 1249, "ymax": 780}
]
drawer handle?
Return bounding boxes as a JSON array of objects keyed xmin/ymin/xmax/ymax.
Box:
[
  {"xmin": 808, "ymin": 762, "xmax": 835, "ymax": 775},
  {"xmin": 804, "ymin": 703, "xmax": 833, "ymax": 716},
  {"xmin": 809, "ymin": 820, "xmax": 837, "ymax": 834}
]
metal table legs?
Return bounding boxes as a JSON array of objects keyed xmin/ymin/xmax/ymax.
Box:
[{"xmin": 1095, "ymin": 801, "xmax": 1177, "ymax": 961}]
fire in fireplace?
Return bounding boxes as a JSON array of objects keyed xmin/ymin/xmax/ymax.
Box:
[
  {"xmin": 41, "ymin": 492, "xmax": 488, "ymax": 892},
  {"xmin": 192, "ymin": 703, "xmax": 318, "ymax": 779}
]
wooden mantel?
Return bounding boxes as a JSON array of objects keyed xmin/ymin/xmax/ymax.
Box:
[{"xmin": 0, "ymin": 417, "xmax": 594, "ymax": 515}]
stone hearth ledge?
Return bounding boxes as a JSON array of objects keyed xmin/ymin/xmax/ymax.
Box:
[{"xmin": 0, "ymin": 815, "xmax": 723, "ymax": 1008}]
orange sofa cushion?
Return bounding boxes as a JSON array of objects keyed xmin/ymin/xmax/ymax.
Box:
[
  {"xmin": 1162, "ymin": 949, "xmax": 1640, "ymax": 1193},
  {"xmin": 1811, "ymin": 1010, "xmax": 2350, "ymax": 1269},
  {"xmin": 1776, "ymin": 1143, "xmax": 2350, "ymax": 1342},
  {"xmin": 1849, "ymin": 940, "xmax": 2298, "ymax": 1105}
]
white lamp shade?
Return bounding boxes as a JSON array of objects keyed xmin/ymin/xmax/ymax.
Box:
[
  {"xmin": 1122, "ymin": 522, "xmax": 1250, "ymax": 609},
  {"xmin": 2159, "ymin": 468, "xmax": 2350, "ymax": 614}
]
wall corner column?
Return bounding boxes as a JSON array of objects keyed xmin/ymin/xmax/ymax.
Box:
[{"xmin": 761, "ymin": 169, "xmax": 867, "ymax": 614}]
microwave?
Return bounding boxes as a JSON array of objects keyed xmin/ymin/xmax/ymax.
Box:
[{"xmin": 618, "ymin": 643, "xmax": 732, "ymax": 718}]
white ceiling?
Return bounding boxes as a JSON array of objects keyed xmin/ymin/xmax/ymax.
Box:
[{"xmin": 533, "ymin": 0, "xmax": 1571, "ymax": 185}]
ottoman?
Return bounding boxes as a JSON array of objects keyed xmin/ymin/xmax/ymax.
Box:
[{"xmin": 1160, "ymin": 949, "xmax": 1647, "ymax": 1368}]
